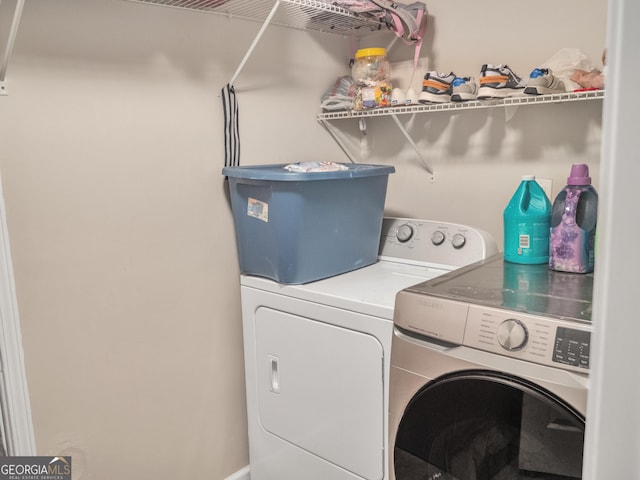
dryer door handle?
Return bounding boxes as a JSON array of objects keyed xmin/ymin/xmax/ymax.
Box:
[{"xmin": 269, "ymin": 355, "xmax": 280, "ymax": 394}]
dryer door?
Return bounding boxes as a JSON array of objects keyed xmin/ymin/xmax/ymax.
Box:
[
  {"xmin": 394, "ymin": 371, "xmax": 584, "ymax": 480},
  {"xmin": 255, "ymin": 306, "xmax": 384, "ymax": 480}
]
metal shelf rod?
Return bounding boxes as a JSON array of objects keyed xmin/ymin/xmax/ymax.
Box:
[
  {"xmin": 229, "ymin": 0, "xmax": 280, "ymax": 86},
  {"xmin": 319, "ymin": 119, "xmax": 357, "ymax": 164},
  {"xmin": 390, "ymin": 113, "xmax": 434, "ymax": 179}
]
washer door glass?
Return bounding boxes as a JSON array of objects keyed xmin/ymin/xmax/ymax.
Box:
[{"xmin": 394, "ymin": 370, "xmax": 585, "ymax": 480}]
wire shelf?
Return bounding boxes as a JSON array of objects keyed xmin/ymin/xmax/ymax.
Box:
[
  {"xmin": 125, "ymin": 0, "xmax": 386, "ymax": 36},
  {"xmin": 318, "ymin": 90, "xmax": 605, "ymax": 120}
]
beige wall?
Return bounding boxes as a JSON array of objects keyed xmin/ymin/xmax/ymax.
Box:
[{"xmin": 0, "ymin": 0, "xmax": 606, "ymax": 479}]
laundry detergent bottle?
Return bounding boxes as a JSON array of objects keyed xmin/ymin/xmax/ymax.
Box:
[
  {"xmin": 503, "ymin": 175, "xmax": 551, "ymax": 264},
  {"xmin": 549, "ymin": 164, "xmax": 598, "ymax": 273}
]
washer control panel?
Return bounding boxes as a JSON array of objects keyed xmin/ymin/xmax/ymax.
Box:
[
  {"xmin": 395, "ymin": 290, "xmax": 592, "ymax": 374},
  {"xmin": 393, "ymin": 252, "xmax": 593, "ymax": 374},
  {"xmin": 464, "ymin": 305, "xmax": 591, "ymax": 372},
  {"xmin": 379, "ymin": 218, "xmax": 498, "ymax": 267}
]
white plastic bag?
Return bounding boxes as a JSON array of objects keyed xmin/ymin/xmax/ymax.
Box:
[
  {"xmin": 540, "ymin": 48, "xmax": 602, "ymax": 91},
  {"xmin": 284, "ymin": 162, "xmax": 349, "ymax": 173}
]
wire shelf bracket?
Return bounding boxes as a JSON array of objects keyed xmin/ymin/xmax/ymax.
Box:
[
  {"xmin": 0, "ymin": 0, "xmax": 26, "ymax": 96},
  {"xmin": 229, "ymin": 0, "xmax": 280, "ymax": 86},
  {"xmin": 318, "ymin": 119, "xmax": 357, "ymax": 164},
  {"xmin": 390, "ymin": 112, "xmax": 435, "ymax": 180}
]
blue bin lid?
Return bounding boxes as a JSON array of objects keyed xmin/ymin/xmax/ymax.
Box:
[{"xmin": 222, "ymin": 163, "xmax": 395, "ymax": 181}]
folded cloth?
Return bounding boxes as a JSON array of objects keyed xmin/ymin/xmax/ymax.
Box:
[{"xmin": 321, "ymin": 75, "xmax": 356, "ymax": 111}]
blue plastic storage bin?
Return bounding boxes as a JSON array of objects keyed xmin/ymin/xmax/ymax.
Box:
[{"xmin": 222, "ymin": 163, "xmax": 395, "ymax": 284}]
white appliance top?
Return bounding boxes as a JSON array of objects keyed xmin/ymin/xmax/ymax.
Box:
[{"xmin": 241, "ymin": 217, "xmax": 498, "ymax": 319}]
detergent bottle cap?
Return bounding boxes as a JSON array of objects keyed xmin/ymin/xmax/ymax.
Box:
[{"xmin": 568, "ymin": 164, "xmax": 592, "ymax": 185}]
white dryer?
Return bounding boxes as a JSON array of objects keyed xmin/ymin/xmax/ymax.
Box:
[
  {"xmin": 389, "ymin": 255, "xmax": 593, "ymax": 480},
  {"xmin": 240, "ymin": 217, "xmax": 497, "ymax": 480}
]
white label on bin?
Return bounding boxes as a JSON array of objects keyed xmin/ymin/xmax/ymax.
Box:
[{"xmin": 247, "ymin": 197, "xmax": 268, "ymax": 222}]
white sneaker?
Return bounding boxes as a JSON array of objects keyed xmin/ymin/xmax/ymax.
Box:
[
  {"xmin": 391, "ymin": 88, "xmax": 406, "ymax": 106},
  {"xmin": 405, "ymin": 88, "xmax": 419, "ymax": 105},
  {"xmin": 524, "ymin": 68, "xmax": 566, "ymax": 95},
  {"xmin": 451, "ymin": 76, "xmax": 478, "ymax": 102}
]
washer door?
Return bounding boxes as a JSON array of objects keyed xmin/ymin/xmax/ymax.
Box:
[{"xmin": 394, "ymin": 370, "xmax": 584, "ymax": 480}]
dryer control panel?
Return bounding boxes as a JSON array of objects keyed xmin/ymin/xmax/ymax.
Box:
[{"xmin": 378, "ymin": 218, "xmax": 498, "ymax": 268}]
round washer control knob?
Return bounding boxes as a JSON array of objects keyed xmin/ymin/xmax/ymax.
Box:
[
  {"xmin": 452, "ymin": 233, "xmax": 466, "ymax": 249},
  {"xmin": 496, "ymin": 319, "xmax": 528, "ymax": 351},
  {"xmin": 431, "ymin": 231, "xmax": 445, "ymax": 246},
  {"xmin": 396, "ymin": 224, "xmax": 414, "ymax": 243}
]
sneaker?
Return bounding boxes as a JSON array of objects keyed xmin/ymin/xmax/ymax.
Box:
[
  {"xmin": 391, "ymin": 88, "xmax": 406, "ymax": 106},
  {"xmin": 524, "ymin": 68, "xmax": 566, "ymax": 95},
  {"xmin": 405, "ymin": 88, "xmax": 419, "ymax": 105},
  {"xmin": 477, "ymin": 64, "xmax": 526, "ymax": 99},
  {"xmin": 451, "ymin": 76, "xmax": 477, "ymax": 102},
  {"xmin": 419, "ymin": 71, "xmax": 455, "ymax": 103}
]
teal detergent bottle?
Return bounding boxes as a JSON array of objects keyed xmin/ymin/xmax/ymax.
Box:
[
  {"xmin": 503, "ymin": 175, "xmax": 552, "ymax": 264},
  {"xmin": 549, "ymin": 164, "xmax": 598, "ymax": 273}
]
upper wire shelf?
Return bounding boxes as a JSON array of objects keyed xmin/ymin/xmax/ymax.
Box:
[
  {"xmin": 125, "ymin": 0, "xmax": 386, "ymax": 36},
  {"xmin": 317, "ymin": 89, "xmax": 605, "ymax": 120}
]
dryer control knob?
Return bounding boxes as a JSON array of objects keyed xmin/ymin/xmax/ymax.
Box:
[
  {"xmin": 451, "ymin": 233, "xmax": 466, "ymax": 249},
  {"xmin": 431, "ymin": 231, "xmax": 445, "ymax": 245},
  {"xmin": 396, "ymin": 224, "xmax": 414, "ymax": 243},
  {"xmin": 496, "ymin": 319, "xmax": 528, "ymax": 351}
]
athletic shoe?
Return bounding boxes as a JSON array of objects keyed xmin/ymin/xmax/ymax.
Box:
[
  {"xmin": 405, "ymin": 88, "xmax": 419, "ymax": 105},
  {"xmin": 450, "ymin": 76, "xmax": 477, "ymax": 102},
  {"xmin": 524, "ymin": 68, "xmax": 566, "ymax": 95},
  {"xmin": 477, "ymin": 64, "xmax": 526, "ymax": 99},
  {"xmin": 391, "ymin": 88, "xmax": 406, "ymax": 106},
  {"xmin": 419, "ymin": 71, "xmax": 455, "ymax": 103}
]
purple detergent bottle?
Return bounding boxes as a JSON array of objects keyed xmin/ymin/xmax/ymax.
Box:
[{"xmin": 549, "ymin": 164, "xmax": 598, "ymax": 273}]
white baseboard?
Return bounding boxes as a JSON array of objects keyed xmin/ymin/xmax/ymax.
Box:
[{"xmin": 224, "ymin": 465, "xmax": 250, "ymax": 480}]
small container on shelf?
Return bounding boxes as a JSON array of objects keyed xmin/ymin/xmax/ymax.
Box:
[{"xmin": 352, "ymin": 48, "xmax": 392, "ymax": 110}]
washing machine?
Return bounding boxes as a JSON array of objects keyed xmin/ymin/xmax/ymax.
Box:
[
  {"xmin": 389, "ymin": 254, "xmax": 593, "ymax": 480},
  {"xmin": 240, "ymin": 217, "xmax": 498, "ymax": 480}
]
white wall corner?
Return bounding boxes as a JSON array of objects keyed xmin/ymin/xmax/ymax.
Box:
[
  {"xmin": 0, "ymin": 176, "xmax": 36, "ymax": 456},
  {"xmin": 224, "ymin": 465, "xmax": 250, "ymax": 480}
]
